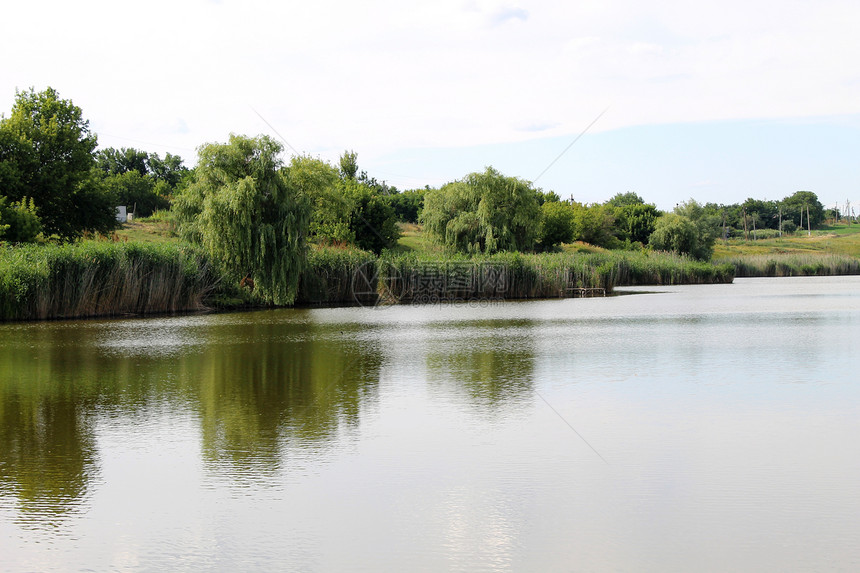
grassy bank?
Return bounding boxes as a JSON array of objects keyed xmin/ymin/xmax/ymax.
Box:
[
  {"xmin": 0, "ymin": 242, "xmax": 224, "ymax": 321},
  {"xmin": 712, "ymin": 224, "xmax": 860, "ymax": 277}
]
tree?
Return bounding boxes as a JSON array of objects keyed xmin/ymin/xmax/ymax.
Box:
[
  {"xmin": 339, "ymin": 150, "xmax": 358, "ymax": 180},
  {"xmin": 572, "ymin": 202, "xmax": 618, "ymax": 248},
  {"xmin": 95, "ymin": 147, "xmax": 149, "ymax": 176},
  {"xmin": 386, "ymin": 189, "xmax": 424, "ymax": 223},
  {"xmin": 538, "ymin": 200, "xmax": 575, "ymax": 249},
  {"xmin": 102, "ymin": 171, "xmax": 170, "ymax": 218},
  {"xmin": 781, "ymin": 191, "xmax": 824, "ymax": 229},
  {"xmin": 0, "ymin": 196, "xmax": 41, "ymax": 242},
  {"xmin": 611, "ymin": 202, "xmax": 658, "ymax": 245},
  {"xmin": 146, "ymin": 152, "xmax": 188, "ymax": 188},
  {"xmin": 649, "ymin": 214, "xmax": 700, "ymax": 257},
  {"xmin": 0, "ymin": 87, "xmax": 115, "ymax": 239},
  {"xmin": 174, "ymin": 134, "xmax": 310, "ymax": 305},
  {"xmin": 345, "ymin": 180, "xmax": 400, "ymax": 253},
  {"xmin": 421, "ymin": 167, "xmax": 542, "ymax": 254},
  {"xmin": 649, "ymin": 201, "xmax": 719, "ymax": 260},
  {"xmin": 606, "ymin": 191, "xmax": 646, "ymax": 207}
]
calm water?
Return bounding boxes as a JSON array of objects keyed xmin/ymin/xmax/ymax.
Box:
[{"xmin": 1, "ymin": 276, "xmax": 859, "ymax": 571}]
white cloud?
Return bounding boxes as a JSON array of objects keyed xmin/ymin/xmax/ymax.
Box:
[{"xmin": 2, "ymin": 0, "xmax": 860, "ymax": 173}]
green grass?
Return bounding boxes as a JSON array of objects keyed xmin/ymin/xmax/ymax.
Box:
[
  {"xmin": 713, "ymin": 223, "xmax": 860, "ymax": 275},
  {"xmin": 713, "ymin": 223, "xmax": 860, "ymax": 259}
]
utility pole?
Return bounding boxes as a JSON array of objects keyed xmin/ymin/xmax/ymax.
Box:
[
  {"xmin": 807, "ymin": 205, "xmax": 811, "ymax": 236},
  {"xmin": 778, "ymin": 206, "xmax": 783, "ymax": 237}
]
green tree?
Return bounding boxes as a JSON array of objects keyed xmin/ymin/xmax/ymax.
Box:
[
  {"xmin": 0, "ymin": 87, "xmax": 116, "ymax": 239},
  {"xmin": 538, "ymin": 200, "xmax": 575, "ymax": 249},
  {"xmin": 95, "ymin": 147, "xmax": 149, "ymax": 176},
  {"xmin": 345, "ymin": 180, "xmax": 400, "ymax": 253},
  {"xmin": 102, "ymin": 171, "xmax": 170, "ymax": 218},
  {"xmin": 146, "ymin": 152, "xmax": 189, "ymax": 188},
  {"xmin": 421, "ymin": 167, "xmax": 542, "ymax": 254},
  {"xmin": 571, "ymin": 202, "xmax": 618, "ymax": 248},
  {"xmin": 605, "ymin": 191, "xmax": 646, "ymax": 207},
  {"xmin": 0, "ymin": 196, "xmax": 41, "ymax": 242},
  {"xmin": 174, "ymin": 134, "xmax": 310, "ymax": 305},
  {"xmin": 386, "ymin": 188, "xmax": 424, "ymax": 223},
  {"xmin": 781, "ymin": 190, "xmax": 824, "ymax": 229},
  {"xmin": 649, "ymin": 213, "xmax": 700, "ymax": 257},
  {"xmin": 339, "ymin": 150, "xmax": 358, "ymax": 180},
  {"xmin": 611, "ymin": 202, "xmax": 658, "ymax": 245}
]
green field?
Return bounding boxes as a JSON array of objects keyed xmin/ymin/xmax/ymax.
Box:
[{"xmin": 712, "ymin": 224, "xmax": 860, "ymax": 259}]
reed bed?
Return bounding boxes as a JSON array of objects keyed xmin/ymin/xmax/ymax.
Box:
[
  {"xmin": 611, "ymin": 251, "xmax": 736, "ymax": 286},
  {"xmin": 1, "ymin": 242, "xmax": 738, "ymax": 320},
  {"xmin": 375, "ymin": 250, "xmax": 733, "ymax": 303},
  {"xmin": 718, "ymin": 252, "xmax": 860, "ymax": 277},
  {"xmin": 0, "ymin": 242, "xmax": 222, "ymax": 321},
  {"xmin": 296, "ymin": 245, "xmax": 377, "ymax": 304}
]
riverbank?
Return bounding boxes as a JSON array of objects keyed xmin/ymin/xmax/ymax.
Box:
[
  {"xmin": 0, "ymin": 241, "xmax": 734, "ymax": 321},
  {"xmin": 0, "ymin": 242, "xmax": 223, "ymax": 321},
  {"xmin": 9, "ymin": 220, "xmax": 860, "ymax": 321}
]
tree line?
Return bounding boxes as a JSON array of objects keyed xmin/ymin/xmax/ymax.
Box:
[{"xmin": 0, "ymin": 87, "xmax": 835, "ymax": 303}]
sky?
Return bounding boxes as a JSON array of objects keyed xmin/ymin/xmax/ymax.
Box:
[{"xmin": 2, "ymin": 0, "xmax": 860, "ymax": 212}]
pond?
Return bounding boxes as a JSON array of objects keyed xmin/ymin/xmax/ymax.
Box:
[{"xmin": 1, "ymin": 276, "xmax": 859, "ymax": 571}]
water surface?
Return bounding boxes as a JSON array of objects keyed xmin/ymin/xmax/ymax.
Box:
[{"xmin": 1, "ymin": 277, "xmax": 859, "ymax": 571}]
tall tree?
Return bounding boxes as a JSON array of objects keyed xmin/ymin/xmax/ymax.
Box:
[
  {"xmin": 174, "ymin": 134, "xmax": 310, "ymax": 305},
  {"xmin": 0, "ymin": 87, "xmax": 115, "ymax": 239}
]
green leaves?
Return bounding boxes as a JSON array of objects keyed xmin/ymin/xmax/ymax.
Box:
[
  {"xmin": 421, "ymin": 167, "xmax": 542, "ymax": 254},
  {"xmin": 174, "ymin": 134, "xmax": 310, "ymax": 306},
  {"xmin": 0, "ymin": 87, "xmax": 113, "ymax": 240}
]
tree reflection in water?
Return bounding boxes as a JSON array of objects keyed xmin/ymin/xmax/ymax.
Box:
[{"xmin": 0, "ymin": 311, "xmax": 383, "ymax": 522}]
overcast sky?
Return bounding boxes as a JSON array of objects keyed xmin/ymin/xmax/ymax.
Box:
[{"xmin": 2, "ymin": 0, "xmax": 859, "ymax": 210}]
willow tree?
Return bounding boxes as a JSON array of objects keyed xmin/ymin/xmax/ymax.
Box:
[
  {"xmin": 174, "ymin": 134, "xmax": 310, "ymax": 305},
  {"xmin": 421, "ymin": 167, "xmax": 542, "ymax": 254}
]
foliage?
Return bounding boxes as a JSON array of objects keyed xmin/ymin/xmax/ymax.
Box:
[
  {"xmin": 650, "ymin": 213, "xmax": 707, "ymax": 259},
  {"xmin": 339, "ymin": 149, "xmax": 358, "ymax": 180},
  {"xmin": 294, "ymin": 156, "xmax": 399, "ymax": 252},
  {"xmin": 781, "ymin": 190, "xmax": 825, "ymax": 229},
  {"xmin": 96, "ymin": 147, "xmax": 189, "ymax": 189},
  {"xmin": 0, "ymin": 87, "xmax": 116, "ymax": 239},
  {"xmin": 537, "ymin": 190, "xmax": 561, "ymax": 205},
  {"xmin": 421, "ymin": 167, "xmax": 542, "ymax": 254},
  {"xmin": 605, "ymin": 191, "xmax": 646, "ymax": 207},
  {"xmin": 649, "ymin": 199, "xmax": 720, "ymax": 260},
  {"xmin": 102, "ymin": 170, "xmax": 171, "ymax": 218},
  {"xmin": 538, "ymin": 200, "xmax": 575, "ymax": 249},
  {"xmin": 346, "ymin": 180, "xmax": 400, "ymax": 254},
  {"xmin": 610, "ymin": 202, "xmax": 658, "ymax": 245},
  {"xmin": 386, "ymin": 189, "xmax": 424, "ymax": 223},
  {"xmin": 0, "ymin": 196, "xmax": 41, "ymax": 242},
  {"xmin": 288, "ymin": 155, "xmax": 345, "ymax": 243},
  {"xmin": 174, "ymin": 134, "xmax": 310, "ymax": 305},
  {"xmin": 571, "ymin": 202, "xmax": 618, "ymax": 248}
]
